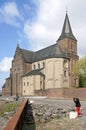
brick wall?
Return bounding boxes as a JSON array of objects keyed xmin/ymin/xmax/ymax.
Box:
[
  {"xmin": 64, "ymin": 88, "xmax": 86, "ymax": 99},
  {"xmin": 35, "ymin": 90, "xmax": 47, "ymax": 96},
  {"xmin": 35, "ymin": 88, "xmax": 86, "ymax": 100},
  {"xmin": 47, "ymin": 88, "xmax": 64, "ymax": 99}
]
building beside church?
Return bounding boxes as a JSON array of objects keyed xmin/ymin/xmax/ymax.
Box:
[{"xmin": 2, "ymin": 13, "xmax": 79, "ymax": 96}]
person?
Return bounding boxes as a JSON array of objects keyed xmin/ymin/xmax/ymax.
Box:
[{"xmin": 73, "ymin": 97, "xmax": 82, "ymax": 117}]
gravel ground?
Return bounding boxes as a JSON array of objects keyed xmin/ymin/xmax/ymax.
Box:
[
  {"xmin": 0, "ymin": 97, "xmax": 86, "ymax": 130},
  {"xmin": 22, "ymin": 98, "xmax": 86, "ymax": 130}
]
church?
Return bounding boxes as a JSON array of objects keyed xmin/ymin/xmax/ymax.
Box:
[{"xmin": 2, "ymin": 13, "xmax": 79, "ymax": 96}]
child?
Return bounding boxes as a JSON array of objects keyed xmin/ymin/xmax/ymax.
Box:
[{"xmin": 73, "ymin": 97, "xmax": 82, "ymax": 117}]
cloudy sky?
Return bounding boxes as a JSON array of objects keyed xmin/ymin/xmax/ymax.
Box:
[{"xmin": 0, "ymin": 0, "xmax": 86, "ymax": 89}]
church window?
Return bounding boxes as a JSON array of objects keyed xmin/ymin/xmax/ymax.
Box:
[
  {"xmin": 34, "ymin": 64, "xmax": 36, "ymax": 69},
  {"xmin": 27, "ymin": 82, "xmax": 29, "ymax": 86},
  {"xmin": 71, "ymin": 43, "xmax": 72, "ymax": 50},
  {"xmin": 40, "ymin": 81, "xmax": 42, "ymax": 85},
  {"xmin": 43, "ymin": 62, "xmax": 45, "ymax": 68},
  {"xmin": 38, "ymin": 63, "xmax": 40, "ymax": 68},
  {"xmin": 64, "ymin": 70, "xmax": 67, "ymax": 77},
  {"xmin": 24, "ymin": 82, "xmax": 25, "ymax": 86},
  {"xmin": 63, "ymin": 60, "xmax": 68, "ymax": 68},
  {"xmin": 68, "ymin": 40, "xmax": 70, "ymax": 49}
]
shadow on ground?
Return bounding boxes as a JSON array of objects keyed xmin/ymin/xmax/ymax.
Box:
[{"xmin": 22, "ymin": 103, "xmax": 36, "ymax": 130}]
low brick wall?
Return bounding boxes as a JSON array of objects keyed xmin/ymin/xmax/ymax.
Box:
[
  {"xmin": 47, "ymin": 88, "xmax": 64, "ymax": 99},
  {"xmin": 64, "ymin": 88, "xmax": 86, "ymax": 99},
  {"xmin": 47, "ymin": 88, "xmax": 86, "ymax": 100},
  {"xmin": 35, "ymin": 90, "xmax": 47, "ymax": 96},
  {"xmin": 35, "ymin": 88, "xmax": 86, "ymax": 100},
  {"xmin": 4, "ymin": 99, "xmax": 28, "ymax": 130}
]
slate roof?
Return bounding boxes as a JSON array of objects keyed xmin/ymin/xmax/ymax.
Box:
[
  {"xmin": 57, "ymin": 13, "xmax": 77, "ymax": 42},
  {"xmin": 32, "ymin": 44, "xmax": 69, "ymax": 62},
  {"xmin": 20, "ymin": 48, "xmax": 35, "ymax": 63},
  {"xmin": 22, "ymin": 68, "xmax": 44, "ymax": 77},
  {"xmin": 17, "ymin": 43, "xmax": 68, "ymax": 64}
]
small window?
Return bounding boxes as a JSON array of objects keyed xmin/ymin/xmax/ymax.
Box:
[
  {"xmin": 38, "ymin": 63, "xmax": 40, "ymax": 69},
  {"xmin": 64, "ymin": 70, "xmax": 67, "ymax": 77},
  {"xmin": 71, "ymin": 42, "xmax": 72, "ymax": 50},
  {"xmin": 24, "ymin": 90, "xmax": 25, "ymax": 93},
  {"xmin": 27, "ymin": 82, "xmax": 29, "ymax": 86},
  {"xmin": 63, "ymin": 60, "xmax": 68, "ymax": 68},
  {"xmin": 24, "ymin": 82, "xmax": 25, "ymax": 86},
  {"xmin": 40, "ymin": 81, "xmax": 42, "ymax": 85},
  {"xmin": 43, "ymin": 62, "xmax": 45, "ymax": 68},
  {"xmin": 34, "ymin": 64, "xmax": 36, "ymax": 69}
]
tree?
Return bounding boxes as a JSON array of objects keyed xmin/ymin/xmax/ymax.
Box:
[{"xmin": 73, "ymin": 56, "xmax": 86, "ymax": 87}]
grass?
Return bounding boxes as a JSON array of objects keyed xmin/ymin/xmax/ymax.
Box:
[
  {"xmin": 4, "ymin": 102, "xmax": 18, "ymax": 112},
  {"xmin": 0, "ymin": 101, "xmax": 18, "ymax": 116},
  {"xmin": 0, "ymin": 102, "xmax": 6, "ymax": 115}
]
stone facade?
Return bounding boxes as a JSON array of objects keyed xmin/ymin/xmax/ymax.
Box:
[
  {"xmin": 2, "ymin": 45, "xmax": 32, "ymax": 96},
  {"xmin": 22, "ymin": 58, "xmax": 69, "ymax": 95},
  {"xmin": 10, "ymin": 46, "xmax": 32, "ymax": 95},
  {"xmin": 2, "ymin": 13, "xmax": 79, "ymax": 96}
]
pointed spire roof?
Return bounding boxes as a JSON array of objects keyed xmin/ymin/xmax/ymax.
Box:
[{"xmin": 57, "ymin": 13, "xmax": 77, "ymax": 42}]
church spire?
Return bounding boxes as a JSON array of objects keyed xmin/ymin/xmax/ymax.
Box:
[{"xmin": 57, "ymin": 13, "xmax": 77, "ymax": 42}]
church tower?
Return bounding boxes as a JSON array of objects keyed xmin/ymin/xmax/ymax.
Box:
[{"xmin": 57, "ymin": 13, "xmax": 79, "ymax": 87}]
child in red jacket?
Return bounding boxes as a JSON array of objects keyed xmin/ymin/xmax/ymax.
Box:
[{"xmin": 73, "ymin": 97, "xmax": 82, "ymax": 117}]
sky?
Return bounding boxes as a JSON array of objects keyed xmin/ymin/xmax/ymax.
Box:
[{"xmin": 0, "ymin": 0, "xmax": 86, "ymax": 90}]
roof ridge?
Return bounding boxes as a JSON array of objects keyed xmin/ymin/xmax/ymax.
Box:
[
  {"xmin": 20, "ymin": 48, "xmax": 34, "ymax": 53},
  {"xmin": 35, "ymin": 43, "xmax": 57, "ymax": 53}
]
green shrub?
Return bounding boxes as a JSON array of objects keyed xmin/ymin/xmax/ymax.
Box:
[
  {"xmin": 79, "ymin": 74, "xmax": 86, "ymax": 87},
  {"xmin": 4, "ymin": 103, "xmax": 18, "ymax": 112}
]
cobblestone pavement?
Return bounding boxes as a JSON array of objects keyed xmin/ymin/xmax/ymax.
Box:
[{"xmin": 22, "ymin": 98, "xmax": 86, "ymax": 130}]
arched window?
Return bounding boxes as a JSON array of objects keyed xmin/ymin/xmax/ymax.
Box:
[
  {"xmin": 24, "ymin": 82, "xmax": 25, "ymax": 86},
  {"xmin": 63, "ymin": 60, "xmax": 68, "ymax": 68},
  {"xmin": 34, "ymin": 64, "xmax": 36, "ymax": 69},
  {"xmin": 38, "ymin": 63, "xmax": 40, "ymax": 69},
  {"xmin": 43, "ymin": 62, "xmax": 45, "ymax": 68},
  {"xmin": 27, "ymin": 82, "xmax": 29, "ymax": 86},
  {"xmin": 71, "ymin": 42, "xmax": 72, "ymax": 50},
  {"xmin": 64, "ymin": 70, "xmax": 67, "ymax": 77}
]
